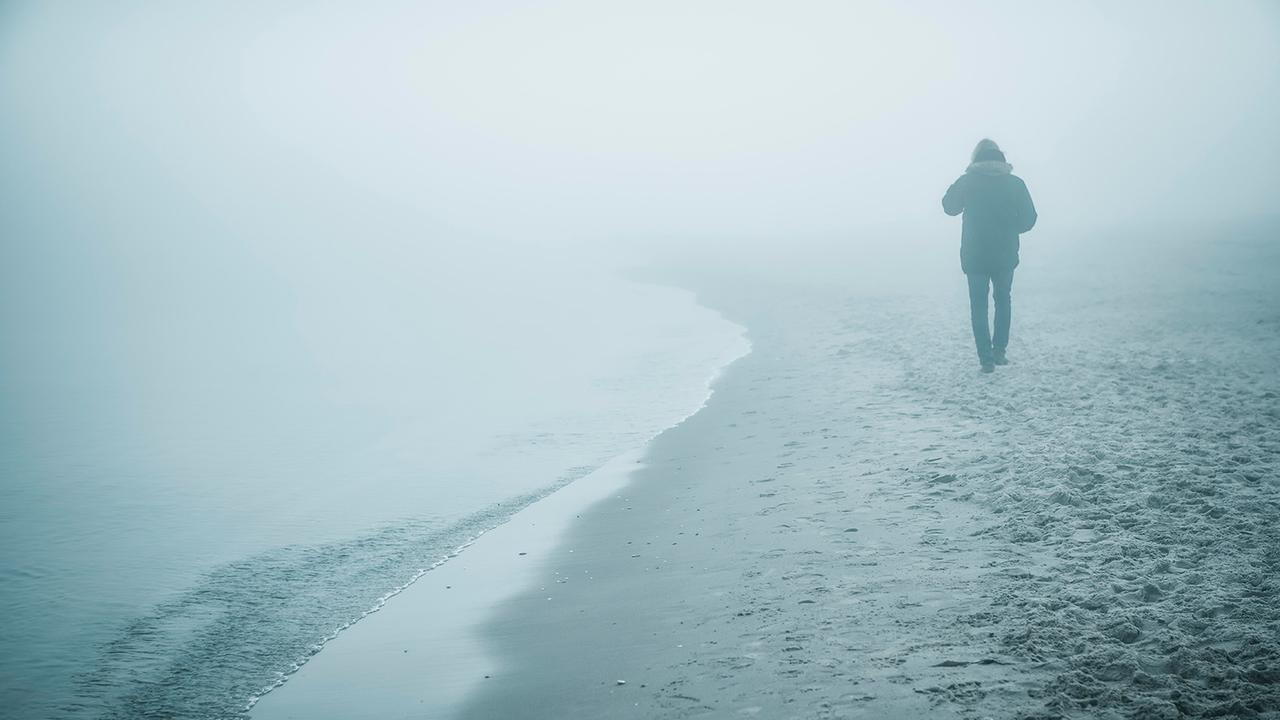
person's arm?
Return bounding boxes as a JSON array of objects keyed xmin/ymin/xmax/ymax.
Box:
[
  {"xmin": 1016, "ymin": 178, "xmax": 1037, "ymax": 233},
  {"xmin": 942, "ymin": 176, "xmax": 966, "ymax": 216}
]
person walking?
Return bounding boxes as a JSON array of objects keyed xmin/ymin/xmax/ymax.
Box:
[{"xmin": 942, "ymin": 138, "xmax": 1037, "ymax": 373}]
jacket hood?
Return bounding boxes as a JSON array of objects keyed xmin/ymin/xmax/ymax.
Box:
[
  {"xmin": 966, "ymin": 160, "xmax": 1014, "ymax": 176},
  {"xmin": 971, "ymin": 138, "xmax": 1002, "ymax": 162}
]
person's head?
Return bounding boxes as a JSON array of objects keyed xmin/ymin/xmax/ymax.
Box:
[{"xmin": 971, "ymin": 138, "xmax": 1006, "ymax": 163}]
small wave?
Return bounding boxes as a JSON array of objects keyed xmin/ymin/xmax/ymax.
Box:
[{"xmin": 71, "ymin": 477, "xmax": 588, "ymax": 720}]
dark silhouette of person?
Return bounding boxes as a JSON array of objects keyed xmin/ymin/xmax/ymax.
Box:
[{"xmin": 942, "ymin": 139, "xmax": 1037, "ymax": 373}]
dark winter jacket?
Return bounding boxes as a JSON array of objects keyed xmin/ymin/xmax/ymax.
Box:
[{"xmin": 942, "ymin": 163, "xmax": 1037, "ymax": 275}]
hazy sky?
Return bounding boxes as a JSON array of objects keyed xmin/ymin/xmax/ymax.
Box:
[{"xmin": 3, "ymin": 0, "xmax": 1278, "ymax": 257}]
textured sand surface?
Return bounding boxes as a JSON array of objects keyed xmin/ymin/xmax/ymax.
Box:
[{"xmin": 460, "ymin": 227, "xmax": 1280, "ymax": 719}]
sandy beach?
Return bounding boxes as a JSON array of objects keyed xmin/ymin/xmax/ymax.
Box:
[
  {"xmin": 254, "ymin": 222, "xmax": 1280, "ymax": 720},
  {"xmin": 5, "ymin": 5, "xmax": 1278, "ymax": 718}
]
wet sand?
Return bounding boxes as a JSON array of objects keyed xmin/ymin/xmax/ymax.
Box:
[{"xmin": 249, "ymin": 452, "xmax": 645, "ymax": 719}]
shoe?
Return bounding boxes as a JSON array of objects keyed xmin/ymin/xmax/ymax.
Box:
[
  {"xmin": 993, "ymin": 350, "xmax": 1009, "ymax": 366},
  {"xmin": 980, "ymin": 363, "xmax": 995, "ymax": 374}
]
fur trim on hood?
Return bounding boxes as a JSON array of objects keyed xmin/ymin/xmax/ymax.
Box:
[{"xmin": 967, "ymin": 159, "xmax": 1013, "ymax": 175}]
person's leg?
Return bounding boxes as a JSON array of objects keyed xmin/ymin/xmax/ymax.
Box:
[
  {"xmin": 966, "ymin": 273, "xmax": 994, "ymax": 368},
  {"xmin": 991, "ymin": 268, "xmax": 1014, "ymax": 362}
]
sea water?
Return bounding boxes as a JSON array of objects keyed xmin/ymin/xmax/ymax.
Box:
[{"xmin": 0, "ymin": 240, "xmax": 747, "ymax": 719}]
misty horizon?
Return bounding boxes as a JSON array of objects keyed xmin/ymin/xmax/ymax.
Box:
[{"xmin": 4, "ymin": 1, "xmax": 1278, "ymax": 255}]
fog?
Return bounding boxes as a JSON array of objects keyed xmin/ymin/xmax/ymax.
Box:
[
  {"xmin": 4, "ymin": 1, "xmax": 1278, "ymax": 256},
  {"xmin": 5, "ymin": 1, "xmax": 1276, "ymax": 403},
  {"xmin": 3, "ymin": 3, "xmax": 1280, "ymax": 717}
]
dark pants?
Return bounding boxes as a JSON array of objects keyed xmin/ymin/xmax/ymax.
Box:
[{"xmin": 966, "ymin": 269, "xmax": 1014, "ymax": 365}]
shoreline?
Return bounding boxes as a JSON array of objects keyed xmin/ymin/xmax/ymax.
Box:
[
  {"xmin": 451, "ymin": 272, "xmax": 1042, "ymax": 719},
  {"xmin": 254, "ymin": 268, "xmax": 1040, "ymax": 719},
  {"xmin": 250, "ymin": 294, "xmax": 750, "ymax": 719},
  {"xmin": 258, "ymin": 232, "xmax": 1279, "ymax": 719},
  {"xmin": 455, "ymin": 244, "xmax": 1280, "ymax": 718}
]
